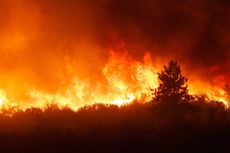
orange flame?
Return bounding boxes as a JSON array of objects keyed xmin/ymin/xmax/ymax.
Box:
[
  {"xmin": 26, "ymin": 51, "xmax": 158, "ymax": 110},
  {"xmin": 0, "ymin": 50, "xmax": 229, "ymax": 112}
]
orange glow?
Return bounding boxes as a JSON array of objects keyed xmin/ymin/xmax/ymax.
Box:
[
  {"xmin": 0, "ymin": 89, "xmax": 7, "ymax": 107},
  {"xmin": 0, "ymin": 1, "xmax": 228, "ymax": 114},
  {"xmin": 189, "ymin": 82, "xmax": 229, "ymax": 107},
  {"xmin": 25, "ymin": 51, "xmax": 159, "ymax": 111},
  {"xmin": 0, "ymin": 49, "xmax": 228, "ymax": 113}
]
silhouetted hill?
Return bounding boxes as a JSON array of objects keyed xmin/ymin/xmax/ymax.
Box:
[{"xmin": 0, "ymin": 100, "xmax": 229, "ymax": 153}]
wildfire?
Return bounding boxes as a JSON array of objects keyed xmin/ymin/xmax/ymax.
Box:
[
  {"xmin": 0, "ymin": 89, "xmax": 7, "ymax": 107},
  {"xmin": 189, "ymin": 84, "xmax": 229, "ymax": 107},
  {"xmin": 26, "ymin": 51, "xmax": 159, "ymax": 110},
  {"xmin": 0, "ymin": 50, "xmax": 229, "ymax": 112}
]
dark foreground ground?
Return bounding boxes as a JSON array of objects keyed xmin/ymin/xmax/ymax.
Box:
[{"xmin": 0, "ymin": 101, "xmax": 230, "ymax": 153}]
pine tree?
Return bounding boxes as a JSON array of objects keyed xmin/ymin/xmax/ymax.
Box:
[{"xmin": 153, "ymin": 60, "xmax": 190, "ymax": 103}]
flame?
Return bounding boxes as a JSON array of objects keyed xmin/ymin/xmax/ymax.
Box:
[
  {"xmin": 0, "ymin": 89, "xmax": 7, "ymax": 107},
  {"xmin": 189, "ymin": 83, "xmax": 229, "ymax": 107},
  {"xmin": 0, "ymin": 50, "xmax": 228, "ymax": 112},
  {"xmin": 0, "ymin": 1, "xmax": 228, "ymax": 114},
  {"xmin": 26, "ymin": 51, "xmax": 159, "ymax": 111}
]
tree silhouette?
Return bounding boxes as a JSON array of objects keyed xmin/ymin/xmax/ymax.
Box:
[{"xmin": 153, "ymin": 60, "xmax": 190, "ymax": 103}]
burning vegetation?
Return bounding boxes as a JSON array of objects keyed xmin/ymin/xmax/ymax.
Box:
[
  {"xmin": 0, "ymin": 0, "xmax": 229, "ymax": 152},
  {"xmin": 0, "ymin": 56, "xmax": 229, "ymax": 153},
  {"xmin": 0, "ymin": 50, "xmax": 228, "ymax": 112},
  {"xmin": 0, "ymin": 0, "xmax": 229, "ymax": 112}
]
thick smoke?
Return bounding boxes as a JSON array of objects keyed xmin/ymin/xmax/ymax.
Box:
[
  {"xmin": 99, "ymin": 0, "xmax": 230, "ymax": 85},
  {"xmin": 0, "ymin": 0, "xmax": 229, "ymax": 101}
]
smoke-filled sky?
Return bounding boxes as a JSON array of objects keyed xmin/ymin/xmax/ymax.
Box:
[{"xmin": 0, "ymin": 0, "xmax": 229, "ymax": 102}]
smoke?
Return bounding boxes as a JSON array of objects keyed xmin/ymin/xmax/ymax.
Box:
[
  {"xmin": 0, "ymin": 0, "xmax": 229, "ymax": 102},
  {"xmin": 101, "ymin": 0, "xmax": 230, "ymax": 84}
]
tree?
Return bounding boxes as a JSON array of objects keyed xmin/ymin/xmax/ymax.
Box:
[{"xmin": 153, "ymin": 60, "xmax": 190, "ymax": 103}]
